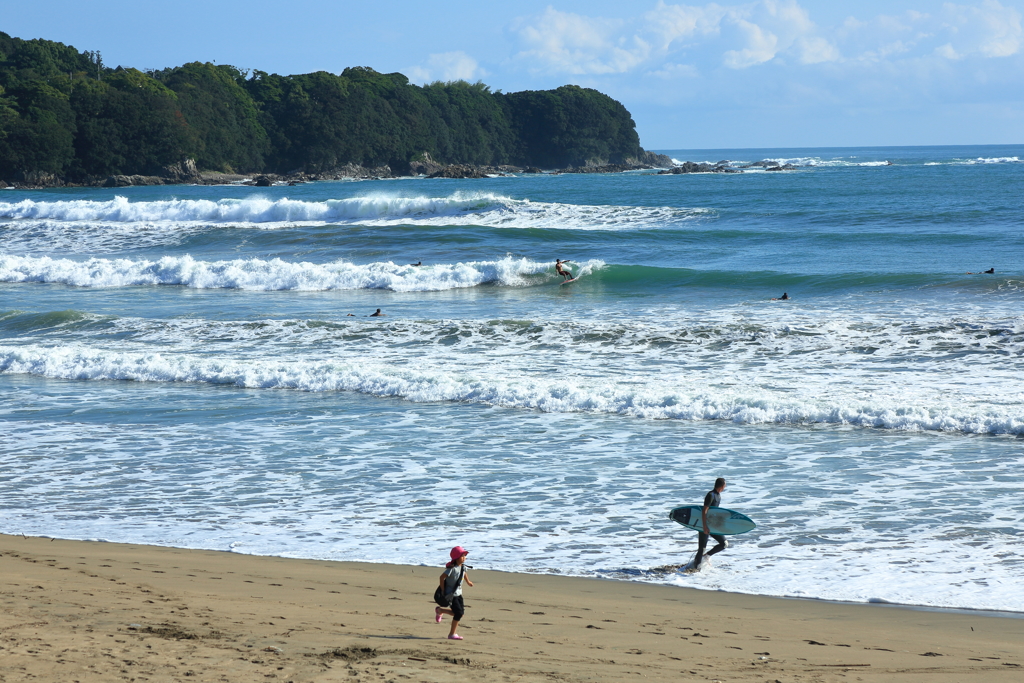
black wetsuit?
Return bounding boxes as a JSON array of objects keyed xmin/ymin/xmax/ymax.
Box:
[{"xmin": 695, "ymin": 490, "xmax": 727, "ymax": 568}]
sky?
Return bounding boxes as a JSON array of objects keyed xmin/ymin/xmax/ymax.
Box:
[{"xmin": 4, "ymin": 0, "xmax": 1024, "ymax": 149}]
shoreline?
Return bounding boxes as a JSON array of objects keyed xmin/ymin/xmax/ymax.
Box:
[
  {"xmin": 2, "ymin": 533, "xmax": 1021, "ymax": 682},
  {"xmin": 12, "ymin": 532, "xmax": 1024, "ymax": 619}
]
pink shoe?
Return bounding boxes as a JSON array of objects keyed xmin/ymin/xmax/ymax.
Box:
[
  {"xmin": 435, "ymin": 606, "xmax": 444, "ymax": 623},
  {"xmin": 448, "ymin": 634, "xmax": 463, "ymax": 640}
]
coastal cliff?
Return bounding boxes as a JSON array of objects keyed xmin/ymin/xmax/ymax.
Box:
[{"xmin": 0, "ymin": 32, "xmax": 665, "ymax": 187}]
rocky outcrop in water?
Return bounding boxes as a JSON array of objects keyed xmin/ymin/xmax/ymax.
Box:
[
  {"xmin": 629, "ymin": 150, "xmax": 674, "ymax": 167},
  {"xmin": 408, "ymin": 153, "xmax": 444, "ymax": 176},
  {"xmin": 658, "ymin": 161, "xmax": 742, "ymax": 174},
  {"xmin": 428, "ymin": 164, "xmax": 491, "ymax": 179},
  {"xmin": 103, "ymin": 175, "xmax": 166, "ymax": 187},
  {"xmin": 564, "ymin": 163, "xmax": 648, "ymax": 174},
  {"xmin": 161, "ymin": 159, "xmax": 201, "ymax": 182}
]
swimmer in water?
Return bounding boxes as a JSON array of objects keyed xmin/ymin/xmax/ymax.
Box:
[
  {"xmin": 555, "ymin": 259, "xmax": 574, "ymax": 281},
  {"xmin": 771, "ymin": 292, "xmax": 789, "ymax": 301},
  {"xmin": 370, "ymin": 308, "xmax": 385, "ymax": 317},
  {"xmin": 409, "ymin": 261, "xmax": 422, "ymax": 267},
  {"xmin": 967, "ymin": 268, "xmax": 995, "ymax": 274}
]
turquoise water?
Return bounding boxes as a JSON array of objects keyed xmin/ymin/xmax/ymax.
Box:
[{"xmin": 1, "ymin": 145, "xmax": 1022, "ymax": 610}]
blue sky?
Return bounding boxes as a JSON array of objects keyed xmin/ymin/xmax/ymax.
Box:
[{"xmin": 5, "ymin": 1, "xmax": 1024, "ymax": 149}]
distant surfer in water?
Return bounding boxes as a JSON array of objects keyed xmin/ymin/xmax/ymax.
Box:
[
  {"xmin": 370, "ymin": 308, "xmax": 385, "ymax": 316},
  {"xmin": 772, "ymin": 292, "xmax": 789, "ymax": 300},
  {"xmin": 409, "ymin": 261, "xmax": 422, "ymax": 267},
  {"xmin": 967, "ymin": 268, "xmax": 995, "ymax": 274},
  {"xmin": 555, "ymin": 259, "xmax": 574, "ymax": 281},
  {"xmin": 690, "ymin": 478, "xmax": 728, "ymax": 572}
]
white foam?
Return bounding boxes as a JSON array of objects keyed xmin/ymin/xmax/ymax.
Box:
[
  {"xmin": 2, "ymin": 313, "xmax": 1022, "ymax": 434},
  {"xmin": 0, "ymin": 254, "xmax": 602, "ymax": 291},
  {"xmin": 0, "ymin": 193, "xmax": 708, "ymax": 233},
  {"xmin": 763, "ymin": 157, "xmax": 890, "ymax": 168},
  {"xmin": 1, "ymin": 394, "xmax": 1021, "ymax": 612},
  {"xmin": 964, "ymin": 156, "xmax": 1020, "ymax": 164},
  {"xmin": 671, "ymin": 157, "xmax": 890, "ymax": 169},
  {"xmin": 924, "ymin": 156, "xmax": 1020, "ymax": 166}
]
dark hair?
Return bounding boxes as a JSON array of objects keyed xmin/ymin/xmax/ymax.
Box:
[{"xmin": 715, "ymin": 477, "xmax": 726, "ymax": 488}]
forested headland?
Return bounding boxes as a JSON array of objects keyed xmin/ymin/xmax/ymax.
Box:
[{"xmin": 0, "ymin": 32, "xmax": 666, "ymax": 186}]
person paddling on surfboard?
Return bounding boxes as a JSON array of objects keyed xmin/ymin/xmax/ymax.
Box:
[
  {"xmin": 690, "ymin": 477, "xmax": 728, "ymax": 571},
  {"xmin": 555, "ymin": 259, "xmax": 574, "ymax": 281}
]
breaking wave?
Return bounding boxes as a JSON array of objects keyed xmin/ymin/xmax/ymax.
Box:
[
  {"xmin": 0, "ymin": 253, "xmax": 604, "ymax": 291},
  {"xmin": 1, "ymin": 342, "xmax": 1021, "ymax": 435},
  {"xmin": 0, "ymin": 193, "xmax": 709, "ymax": 231},
  {"xmin": 669, "ymin": 157, "xmax": 890, "ymax": 168}
]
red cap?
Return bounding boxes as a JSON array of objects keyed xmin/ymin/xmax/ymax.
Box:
[{"xmin": 450, "ymin": 546, "xmax": 469, "ymax": 561}]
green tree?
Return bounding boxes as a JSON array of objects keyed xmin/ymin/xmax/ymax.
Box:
[{"xmin": 156, "ymin": 62, "xmax": 269, "ymax": 172}]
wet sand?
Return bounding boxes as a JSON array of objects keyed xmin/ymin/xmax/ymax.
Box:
[{"xmin": 1, "ymin": 533, "xmax": 1021, "ymax": 682}]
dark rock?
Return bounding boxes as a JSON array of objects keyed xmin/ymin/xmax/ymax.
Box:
[
  {"xmin": 658, "ymin": 161, "xmax": 715, "ymax": 174},
  {"xmin": 103, "ymin": 174, "xmax": 165, "ymax": 187},
  {"xmin": 657, "ymin": 161, "xmax": 745, "ymax": 175},
  {"xmin": 565, "ymin": 163, "xmax": 647, "ymax": 174},
  {"xmin": 522, "ymin": 167, "xmax": 543, "ymax": 174},
  {"xmin": 408, "ymin": 152, "xmax": 444, "ymax": 176},
  {"xmin": 0, "ymin": 180, "xmax": 7, "ymax": 189},
  {"xmin": 16, "ymin": 170, "xmax": 64, "ymax": 187},
  {"xmin": 764, "ymin": 164, "xmax": 798, "ymax": 172},
  {"xmin": 199, "ymin": 172, "xmax": 250, "ymax": 185},
  {"xmin": 738, "ymin": 160, "xmax": 781, "ymax": 169},
  {"xmin": 253, "ymin": 175, "xmax": 273, "ymax": 187},
  {"xmin": 160, "ymin": 159, "xmax": 200, "ymax": 181},
  {"xmin": 642, "ymin": 150, "xmax": 675, "ymax": 167},
  {"xmin": 428, "ymin": 164, "xmax": 490, "ymax": 179},
  {"xmin": 312, "ymin": 163, "xmax": 393, "ymax": 180},
  {"xmin": 621, "ymin": 149, "xmax": 673, "ymax": 168}
]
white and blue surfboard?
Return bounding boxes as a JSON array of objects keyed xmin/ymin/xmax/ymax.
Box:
[{"xmin": 668, "ymin": 505, "xmax": 756, "ymax": 535}]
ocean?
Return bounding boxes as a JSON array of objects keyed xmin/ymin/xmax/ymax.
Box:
[{"xmin": 1, "ymin": 145, "xmax": 1022, "ymax": 612}]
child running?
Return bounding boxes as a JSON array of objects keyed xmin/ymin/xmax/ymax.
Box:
[{"xmin": 435, "ymin": 546, "xmax": 474, "ymax": 640}]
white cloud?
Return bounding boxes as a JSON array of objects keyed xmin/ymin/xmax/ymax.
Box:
[
  {"xmin": 512, "ymin": 7, "xmax": 651, "ymax": 74},
  {"xmin": 940, "ymin": 0, "xmax": 1022, "ymax": 58},
  {"xmin": 836, "ymin": 1, "xmax": 1021, "ymax": 63},
  {"xmin": 511, "ymin": 1, "xmax": 841, "ymax": 74},
  {"xmin": 493, "ymin": 1, "xmax": 1024, "ymax": 147},
  {"xmin": 797, "ymin": 35, "xmax": 841, "ymax": 64},
  {"xmin": 643, "ymin": 1, "xmax": 727, "ymax": 50},
  {"xmin": 723, "ymin": 18, "xmax": 779, "ymax": 68},
  {"xmin": 407, "ymin": 51, "xmax": 484, "ymax": 84},
  {"xmin": 507, "ymin": 1, "xmax": 1019, "ymax": 78}
]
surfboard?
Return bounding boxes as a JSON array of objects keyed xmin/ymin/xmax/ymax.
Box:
[
  {"xmin": 559, "ymin": 278, "xmax": 577, "ymax": 285},
  {"xmin": 668, "ymin": 505, "xmax": 756, "ymax": 535}
]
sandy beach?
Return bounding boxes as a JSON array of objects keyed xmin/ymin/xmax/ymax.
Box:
[{"xmin": 1, "ymin": 534, "xmax": 1021, "ymax": 682}]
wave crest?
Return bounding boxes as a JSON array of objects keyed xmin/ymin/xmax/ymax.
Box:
[
  {"xmin": 0, "ymin": 253, "xmax": 604, "ymax": 291},
  {"xmin": 1, "ymin": 343, "xmax": 1021, "ymax": 435},
  {"xmin": 0, "ymin": 192, "xmax": 708, "ymax": 231}
]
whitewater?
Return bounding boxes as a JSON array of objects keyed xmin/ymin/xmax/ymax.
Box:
[{"xmin": 2, "ymin": 144, "xmax": 1023, "ymax": 612}]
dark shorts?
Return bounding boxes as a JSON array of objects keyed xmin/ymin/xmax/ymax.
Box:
[{"xmin": 450, "ymin": 594, "xmax": 465, "ymax": 620}]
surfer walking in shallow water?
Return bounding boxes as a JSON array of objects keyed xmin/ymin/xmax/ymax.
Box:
[
  {"xmin": 555, "ymin": 258, "xmax": 574, "ymax": 281},
  {"xmin": 690, "ymin": 477, "xmax": 728, "ymax": 572}
]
